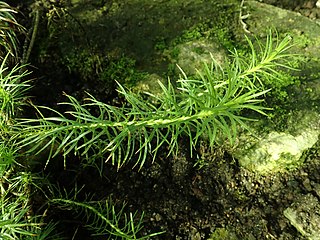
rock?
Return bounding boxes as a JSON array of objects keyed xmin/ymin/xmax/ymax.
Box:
[
  {"xmin": 133, "ymin": 73, "xmax": 165, "ymax": 96},
  {"xmin": 234, "ymin": 110, "xmax": 320, "ymax": 175},
  {"xmin": 302, "ymin": 1, "xmax": 315, "ymax": 9},
  {"xmin": 245, "ymin": 1, "xmax": 320, "ymax": 59},
  {"xmin": 284, "ymin": 194, "xmax": 320, "ymax": 240},
  {"xmin": 174, "ymin": 39, "xmax": 226, "ymax": 76}
]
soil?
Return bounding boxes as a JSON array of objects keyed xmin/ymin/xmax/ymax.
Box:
[{"xmin": 11, "ymin": 0, "xmax": 320, "ymax": 239}]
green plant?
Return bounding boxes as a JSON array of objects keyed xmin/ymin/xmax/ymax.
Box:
[
  {"xmin": 0, "ymin": 1, "xmax": 25, "ymax": 61},
  {"xmin": 154, "ymin": 37, "xmax": 167, "ymax": 51},
  {"xmin": 0, "ymin": 29, "xmax": 298, "ymax": 238},
  {"xmin": 0, "ymin": 3, "xmax": 51, "ymax": 238},
  {"xmin": 1, "ymin": 2, "xmax": 162, "ymax": 238},
  {"xmin": 99, "ymin": 56, "xmax": 147, "ymax": 87},
  {"xmin": 0, "ymin": 55, "xmax": 30, "ymax": 133},
  {"xmin": 63, "ymin": 48, "xmax": 103, "ymax": 81},
  {"xmin": 14, "ymin": 33, "xmax": 295, "ymax": 170},
  {"xmin": 171, "ymin": 22, "xmax": 213, "ymax": 45},
  {"xmin": 50, "ymin": 197, "xmax": 163, "ymax": 239},
  {"xmin": 0, "ymin": 160, "xmax": 61, "ymax": 240}
]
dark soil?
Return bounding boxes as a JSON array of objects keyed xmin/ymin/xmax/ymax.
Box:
[
  {"xmin": 44, "ymin": 140, "xmax": 320, "ymax": 239},
  {"xmin": 12, "ymin": 0, "xmax": 320, "ymax": 239}
]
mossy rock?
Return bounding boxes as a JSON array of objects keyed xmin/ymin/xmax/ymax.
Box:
[
  {"xmin": 36, "ymin": 0, "xmax": 239, "ymax": 83},
  {"xmin": 132, "ymin": 73, "xmax": 165, "ymax": 96},
  {"xmin": 244, "ymin": 1, "xmax": 320, "ymax": 76},
  {"xmin": 234, "ymin": 110, "xmax": 320, "ymax": 175},
  {"xmin": 173, "ymin": 39, "xmax": 227, "ymax": 76},
  {"xmin": 228, "ymin": 1, "xmax": 320, "ymax": 175}
]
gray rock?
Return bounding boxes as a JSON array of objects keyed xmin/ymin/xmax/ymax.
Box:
[
  {"xmin": 234, "ymin": 110, "xmax": 320, "ymax": 175},
  {"xmin": 245, "ymin": 1, "xmax": 320, "ymax": 58},
  {"xmin": 284, "ymin": 194, "xmax": 320, "ymax": 240}
]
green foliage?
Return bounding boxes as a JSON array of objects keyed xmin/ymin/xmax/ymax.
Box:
[
  {"xmin": 0, "ymin": 1, "xmax": 25, "ymax": 61},
  {"xmin": 154, "ymin": 37, "xmax": 167, "ymax": 51},
  {"xmin": 0, "ymin": 2, "xmax": 160, "ymax": 239},
  {"xmin": 0, "ymin": 2, "xmax": 165, "ymax": 240},
  {"xmin": 14, "ymin": 33, "xmax": 295, "ymax": 171},
  {"xmin": 240, "ymin": 33, "xmax": 302, "ymax": 127},
  {"xmin": 169, "ymin": 21, "xmax": 235, "ymax": 54},
  {"xmin": 0, "ymin": 165, "xmax": 61, "ymax": 240},
  {"xmin": 237, "ymin": 33, "xmax": 296, "ymax": 87},
  {"xmin": 51, "ymin": 197, "xmax": 163, "ymax": 239},
  {"xmin": 63, "ymin": 48, "xmax": 103, "ymax": 81},
  {"xmin": 0, "ymin": 141, "xmax": 15, "ymax": 176},
  {"xmin": 63, "ymin": 50, "xmax": 146, "ymax": 87},
  {"xmin": 0, "ymin": 4, "xmax": 53, "ymax": 238},
  {"xmin": 0, "ymin": 8, "xmax": 298, "ymax": 237},
  {"xmin": 0, "ymin": 55, "xmax": 30, "ymax": 133},
  {"xmin": 171, "ymin": 22, "xmax": 228, "ymax": 47}
]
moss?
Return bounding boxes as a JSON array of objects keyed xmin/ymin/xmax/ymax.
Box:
[
  {"xmin": 61, "ymin": 48, "xmax": 147, "ymax": 88},
  {"xmin": 154, "ymin": 37, "xmax": 167, "ymax": 51},
  {"xmin": 33, "ymin": 0, "xmax": 242, "ymax": 91},
  {"xmin": 162, "ymin": 20, "xmax": 236, "ymax": 79},
  {"xmin": 98, "ymin": 56, "xmax": 147, "ymax": 87},
  {"xmin": 62, "ymin": 48, "xmax": 104, "ymax": 81},
  {"xmin": 170, "ymin": 21, "xmax": 235, "ymax": 50},
  {"xmin": 209, "ymin": 228, "xmax": 238, "ymax": 240},
  {"xmin": 265, "ymin": 71, "xmax": 301, "ymax": 105}
]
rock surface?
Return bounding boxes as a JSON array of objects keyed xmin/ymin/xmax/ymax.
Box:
[
  {"xmin": 174, "ymin": 39, "xmax": 226, "ymax": 76},
  {"xmin": 284, "ymin": 194, "xmax": 320, "ymax": 240},
  {"xmin": 234, "ymin": 110, "xmax": 320, "ymax": 174},
  {"xmin": 245, "ymin": 1, "xmax": 320, "ymax": 62}
]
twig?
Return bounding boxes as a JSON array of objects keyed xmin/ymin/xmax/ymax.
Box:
[{"xmin": 240, "ymin": 0, "xmax": 251, "ymax": 33}]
